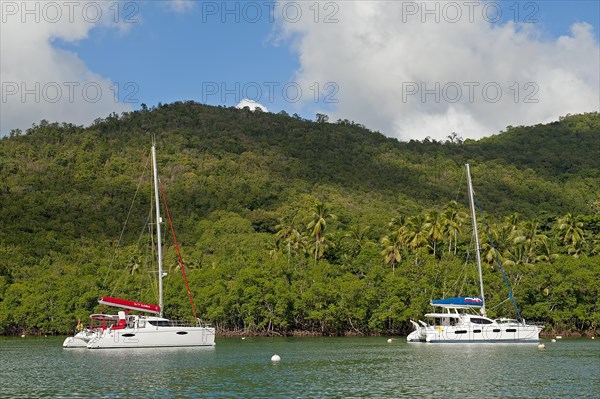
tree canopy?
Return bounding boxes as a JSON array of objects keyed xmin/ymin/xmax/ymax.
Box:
[{"xmin": 0, "ymin": 103, "xmax": 598, "ymax": 336}]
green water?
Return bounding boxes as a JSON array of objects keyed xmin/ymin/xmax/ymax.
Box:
[{"xmin": 0, "ymin": 337, "xmax": 598, "ymax": 398}]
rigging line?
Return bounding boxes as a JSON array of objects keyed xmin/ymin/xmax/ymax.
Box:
[
  {"xmin": 440, "ymin": 166, "xmax": 469, "ymax": 299},
  {"xmin": 489, "ymin": 297, "xmax": 511, "ymax": 311},
  {"xmin": 447, "ymin": 232, "xmax": 474, "ymax": 297},
  {"xmin": 453, "ymin": 165, "xmax": 467, "ymax": 203},
  {"xmin": 100, "ymin": 151, "xmax": 151, "ymax": 295},
  {"xmin": 159, "ymin": 180, "xmax": 198, "ymax": 320},
  {"xmin": 472, "ymin": 193, "xmax": 523, "ymax": 322},
  {"xmin": 442, "ymin": 220, "xmax": 474, "ymax": 299},
  {"xmin": 149, "ymin": 177, "xmax": 160, "ymax": 305},
  {"xmin": 109, "ymin": 194, "xmax": 154, "ymax": 298}
]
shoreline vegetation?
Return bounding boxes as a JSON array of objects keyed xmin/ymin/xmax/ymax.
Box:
[
  {"xmin": 3, "ymin": 328, "xmax": 598, "ymax": 339},
  {"xmin": 0, "ymin": 104, "xmax": 598, "ymax": 337}
]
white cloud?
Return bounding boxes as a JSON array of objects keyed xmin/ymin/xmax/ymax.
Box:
[
  {"xmin": 236, "ymin": 98, "xmax": 268, "ymax": 112},
  {"xmin": 0, "ymin": 1, "xmax": 132, "ymax": 134},
  {"xmin": 169, "ymin": 0, "xmax": 195, "ymax": 13},
  {"xmin": 275, "ymin": 1, "xmax": 600, "ymax": 141}
]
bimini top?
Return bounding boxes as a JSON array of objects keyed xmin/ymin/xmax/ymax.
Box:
[
  {"xmin": 98, "ymin": 296, "xmax": 161, "ymax": 314},
  {"xmin": 431, "ymin": 297, "xmax": 483, "ymax": 308}
]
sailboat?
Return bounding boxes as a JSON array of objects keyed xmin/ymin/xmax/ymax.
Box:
[
  {"xmin": 407, "ymin": 164, "xmax": 542, "ymax": 343},
  {"xmin": 63, "ymin": 143, "xmax": 215, "ymax": 349}
]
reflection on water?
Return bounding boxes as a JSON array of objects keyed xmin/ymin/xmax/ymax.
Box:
[{"xmin": 1, "ymin": 336, "xmax": 598, "ymax": 398}]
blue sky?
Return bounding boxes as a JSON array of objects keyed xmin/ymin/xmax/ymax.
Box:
[
  {"xmin": 1, "ymin": 0, "xmax": 599, "ymax": 139},
  {"xmin": 28, "ymin": 1, "xmax": 310, "ymax": 118}
]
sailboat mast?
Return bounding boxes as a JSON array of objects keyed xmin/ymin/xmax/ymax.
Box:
[
  {"xmin": 466, "ymin": 164, "xmax": 486, "ymax": 317},
  {"xmin": 152, "ymin": 143, "xmax": 164, "ymax": 318}
]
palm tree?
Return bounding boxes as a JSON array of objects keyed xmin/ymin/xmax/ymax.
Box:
[
  {"xmin": 557, "ymin": 213, "xmax": 585, "ymax": 253},
  {"xmin": 510, "ymin": 221, "xmax": 548, "ymax": 264},
  {"xmin": 494, "ymin": 223, "xmax": 514, "ymax": 255},
  {"xmin": 443, "ymin": 201, "xmax": 467, "ymax": 255},
  {"xmin": 536, "ymin": 238, "xmax": 559, "ymax": 264},
  {"xmin": 307, "ymin": 202, "xmax": 336, "ymax": 264},
  {"xmin": 275, "ymin": 221, "xmax": 302, "ymax": 264},
  {"xmin": 504, "ymin": 213, "xmax": 521, "ymax": 233},
  {"xmin": 343, "ymin": 225, "xmax": 371, "ymax": 258},
  {"xmin": 591, "ymin": 233, "xmax": 600, "ymax": 255},
  {"xmin": 424, "ymin": 209, "xmax": 444, "ymax": 257},
  {"xmin": 481, "ymin": 241, "xmax": 499, "ymax": 264},
  {"xmin": 387, "ymin": 215, "xmax": 407, "ymax": 231},
  {"xmin": 307, "ymin": 233, "xmax": 335, "ymax": 263},
  {"xmin": 380, "ymin": 231, "xmax": 403, "ymax": 275},
  {"xmin": 267, "ymin": 238, "xmax": 281, "ymax": 260},
  {"xmin": 405, "ymin": 215, "xmax": 428, "ymax": 264}
]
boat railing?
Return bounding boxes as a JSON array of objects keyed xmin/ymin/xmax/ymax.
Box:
[
  {"xmin": 525, "ymin": 320, "xmax": 546, "ymax": 328},
  {"xmin": 146, "ymin": 319, "xmax": 213, "ymax": 328},
  {"xmin": 168, "ymin": 319, "xmax": 197, "ymax": 327}
]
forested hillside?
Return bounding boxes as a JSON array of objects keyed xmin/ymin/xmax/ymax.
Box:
[{"xmin": 0, "ymin": 103, "xmax": 598, "ymax": 336}]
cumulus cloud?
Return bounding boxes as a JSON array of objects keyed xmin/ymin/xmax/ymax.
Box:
[
  {"xmin": 236, "ymin": 98, "xmax": 269, "ymax": 112},
  {"xmin": 275, "ymin": 1, "xmax": 600, "ymax": 141},
  {"xmin": 169, "ymin": 0, "xmax": 195, "ymax": 13},
  {"xmin": 0, "ymin": 1, "xmax": 135, "ymax": 134}
]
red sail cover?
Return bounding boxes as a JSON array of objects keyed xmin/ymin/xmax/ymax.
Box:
[{"xmin": 99, "ymin": 296, "xmax": 161, "ymax": 314}]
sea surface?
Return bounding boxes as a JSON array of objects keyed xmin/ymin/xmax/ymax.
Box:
[{"xmin": 0, "ymin": 336, "xmax": 598, "ymax": 398}]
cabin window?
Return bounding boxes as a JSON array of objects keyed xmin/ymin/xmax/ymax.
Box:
[
  {"xmin": 455, "ymin": 330, "xmax": 467, "ymax": 334},
  {"xmin": 474, "ymin": 329, "xmax": 482, "ymax": 333},
  {"xmin": 493, "ymin": 329, "xmax": 501, "ymax": 333},
  {"xmin": 470, "ymin": 317, "xmax": 493, "ymax": 325},
  {"xmin": 121, "ymin": 333, "xmax": 135, "ymax": 337},
  {"xmin": 506, "ymin": 328, "xmax": 517, "ymax": 333},
  {"xmin": 148, "ymin": 320, "xmax": 173, "ymax": 327}
]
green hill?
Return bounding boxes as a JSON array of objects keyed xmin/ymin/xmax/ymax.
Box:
[{"xmin": 0, "ymin": 103, "xmax": 598, "ymax": 336}]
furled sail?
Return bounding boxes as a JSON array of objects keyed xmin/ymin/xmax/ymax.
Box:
[
  {"xmin": 430, "ymin": 297, "xmax": 483, "ymax": 308},
  {"xmin": 98, "ymin": 296, "xmax": 161, "ymax": 314}
]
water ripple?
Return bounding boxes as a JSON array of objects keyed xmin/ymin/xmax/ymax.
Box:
[{"xmin": 1, "ymin": 337, "xmax": 598, "ymax": 398}]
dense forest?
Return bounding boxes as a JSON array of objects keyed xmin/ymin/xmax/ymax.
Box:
[{"xmin": 0, "ymin": 103, "xmax": 598, "ymax": 336}]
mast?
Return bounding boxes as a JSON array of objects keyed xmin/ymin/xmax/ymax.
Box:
[
  {"xmin": 152, "ymin": 142, "xmax": 164, "ymax": 318},
  {"xmin": 466, "ymin": 164, "xmax": 486, "ymax": 317}
]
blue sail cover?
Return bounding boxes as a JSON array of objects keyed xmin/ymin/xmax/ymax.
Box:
[{"xmin": 431, "ymin": 297, "xmax": 483, "ymax": 308}]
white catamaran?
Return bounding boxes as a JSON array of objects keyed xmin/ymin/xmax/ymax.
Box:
[
  {"xmin": 407, "ymin": 164, "xmax": 542, "ymax": 343},
  {"xmin": 63, "ymin": 143, "xmax": 215, "ymax": 349}
]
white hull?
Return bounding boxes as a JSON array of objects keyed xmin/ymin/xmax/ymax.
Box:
[
  {"xmin": 407, "ymin": 321, "xmax": 541, "ymax": 343},
  {"xmin": 63, "ymin": 144, "xmax": 216, "ymax": 351},
  {"xmin": 407, "ymin": 164, "xmax": 543, "ymax": 345},
  {"xmin": 64, "ymin": 314, "xmax": 216, "ymax": 349},
  {"xmin": 63, "ymin": 331, "xmax": 95, "ymax": 348},
  {"xmin": 87, "ymin": 325, "xmax": 215, "ymax": 349}
]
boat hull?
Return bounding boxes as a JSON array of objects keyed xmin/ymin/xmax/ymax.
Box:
[
  {"xmin": 87, "ymin": 326, "xmax": 216, "ymax": 349},
  {"xmin": 407, "ymin": 324, "xmax": 541, "ymax": 343},
  {"xmin": 63, "ymin": 331, "xmax": 95, "ymax": 348}
]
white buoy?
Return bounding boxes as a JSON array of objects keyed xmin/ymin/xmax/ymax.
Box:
[
  {"xmin": 591, "ymin": 336, "xmax": 595, "ymax": 340},
  {"xmin": 271, "ymin": 354, "xmax": 281, "ymax": 362},
  {"xmin": 556, "ymin": 335, "xmax": 562, "ymax": 339},
  {"xmin": 551, "ymin": 339, "xmax": 556, "ymax": 343},
  {"xmin": 538, "ymin": 344, "xmax": 546, "ymax": 350},
  {"xmin": 387, "ymin": 338, "xmax": 393, "ymax": 343},
  {"xmin": 20, "ymin": 334, "xmax": 25, "ymax": 338},
  {"xmin": 241, "ymin": 337, "xmax": 246, "ymax": 340}
]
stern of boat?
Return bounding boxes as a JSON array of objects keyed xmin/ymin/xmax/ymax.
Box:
[
  {"xmin": 63, "ymin": 331, "xmax": 94, "ymax": 348},
  {"xmin": 407, "ymin": 320, "xmax": 428, "ymax": 342}
]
